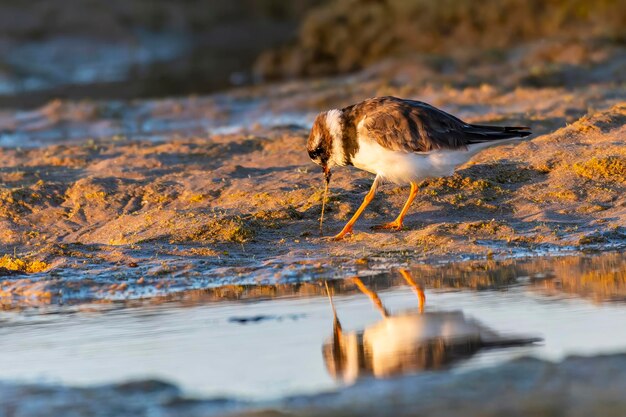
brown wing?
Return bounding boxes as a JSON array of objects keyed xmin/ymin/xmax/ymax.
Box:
[{"xmin": 353, "ymin": 97, "xmax": 530, "ymax": 153}]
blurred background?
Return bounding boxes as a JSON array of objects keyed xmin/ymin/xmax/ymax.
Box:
[{"xmin": 0, "ymin": 0, "xmax": 624, "ymax": 108}]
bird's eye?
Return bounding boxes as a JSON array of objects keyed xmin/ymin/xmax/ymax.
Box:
[{"xmin": 309, "ymin": 146, "xmax": 323, "ymax": 159}]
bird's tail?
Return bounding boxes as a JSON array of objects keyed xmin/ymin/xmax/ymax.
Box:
[
  {"xmin": 480, "ymin": 336, "xmax": 543, "ymax": 349},
  {"xmin": 464, "ymin": 124, "xmax": 531, "ymax": 143}
]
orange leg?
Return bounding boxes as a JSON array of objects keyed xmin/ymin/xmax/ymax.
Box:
[
  {"xmin": 373, "ymin": 182, "xmax": 419, "ymax": 231},
  {"xmin": 333, "ymin": 176, "xmax": 381, "ymax": 240},
  {"xmin": 399, "ymin": 269, "xmax": 426, "ymax": 313},
  {"xmin": 351, "ymin": 277, "xmax": 388, "ymax": 318}
]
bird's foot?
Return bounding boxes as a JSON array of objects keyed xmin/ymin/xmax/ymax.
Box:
[
  {"xmin": 331, "ymin": 226, "xmax": 354, "ymax": 241},
  {"xmin": 371, "ymin": 221, "xmax": 404, "ymax": 231}
]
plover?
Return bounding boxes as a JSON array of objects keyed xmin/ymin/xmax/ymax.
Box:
[
  {"xmin": 307, "ymin": 96, "xmax": 531, "ymax": 239},
  {"xmin": 323, "ymin": 271, "xmax": 539, "ymax": 383}
]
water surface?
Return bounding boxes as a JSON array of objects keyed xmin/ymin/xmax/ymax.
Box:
[{"xmin": 0, "ymin": 252, "xmax": 624, "ymax": 400}]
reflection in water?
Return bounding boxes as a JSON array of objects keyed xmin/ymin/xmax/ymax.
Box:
[
  {"xmin": 529, "ymin": 253, "xmax": 626, "ymax": 302},
  {"xmin": 323, "ymin": 270, "xmax": 540, "ymax": 383},
  {"xmin": 1, "ymin": 260, "xmax": 626, "ymax": 400},
  {"xmin": 1, "ymin": 252, "xmax": 625, "ymax": 310}
]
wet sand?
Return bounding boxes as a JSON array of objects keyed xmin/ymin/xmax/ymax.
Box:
[
  {"xmin": 0, "ymin": 35, "xmax": 625, "ymax": 416},
  {"xmin": 1, "ymin": 37, "xmax": 625, "ymax": 306}
]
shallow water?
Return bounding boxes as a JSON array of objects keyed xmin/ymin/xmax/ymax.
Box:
[
  {"xmin": 0, "ymin": 95, "xmax": 312, "ymax": 148},
  {"xmin": 0, "ymin": 252, "xmax": 624, "ymax": 401}
]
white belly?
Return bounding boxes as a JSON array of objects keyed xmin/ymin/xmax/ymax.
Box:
[
  {"xmin": 363, "ymin": 312, "xmax": 483, "ymax": 377},
  {"xmin": 350, "ymin": 138, "xmax": 520, "ymax": 184},
  {"xmin": 350, "ymin": 139, "xmax": 465, "ymax": 184}
]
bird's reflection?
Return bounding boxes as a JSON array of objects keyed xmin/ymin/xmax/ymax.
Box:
[{"xmin": 322, "ymin": 270, "xmax": 540, "ymax": 383}]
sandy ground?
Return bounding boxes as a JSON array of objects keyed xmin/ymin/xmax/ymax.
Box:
[{"xmin": 0, "ymin": 37, "xmax": 625, "ymax": 307}]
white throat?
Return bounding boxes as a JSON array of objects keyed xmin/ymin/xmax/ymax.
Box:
[{"xmin": 325, "ymin": 109, "xmax": 345, "ymax": 166}]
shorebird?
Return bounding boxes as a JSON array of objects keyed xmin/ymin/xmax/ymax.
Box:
[
  {"xmin": 322, "ymin": 271, "xmax": 539, "ymax": 383},
  {"xmin": 307, "ymin": 96, "xmax": 531, "ymax": 239}
]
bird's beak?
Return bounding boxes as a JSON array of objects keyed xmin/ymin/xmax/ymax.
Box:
[
  {"xmin": 319, "ymin": 165, "xmax": 332, "ymax": 234},
  {"xmin": 323, "ymin": 165, "xmax": 332, "ymax": 184}
]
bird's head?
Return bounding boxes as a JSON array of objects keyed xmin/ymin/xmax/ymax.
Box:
[{"xmin": 307, "ymin": 109, "xmax": 343, "ymax": 182}]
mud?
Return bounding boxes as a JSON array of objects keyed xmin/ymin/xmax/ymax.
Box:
[{"xmin": 0, "ymin": 37, "xmax": 624, "ymax": 308}]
